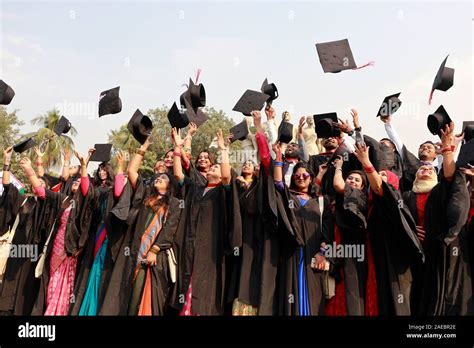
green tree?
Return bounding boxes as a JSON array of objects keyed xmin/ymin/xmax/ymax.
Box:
[{"xmin": 28, "ymin": 109, "xmax": 76, "ymax": 170}]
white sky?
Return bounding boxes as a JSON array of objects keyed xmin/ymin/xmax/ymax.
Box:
[{"xmin": 1, "ymin": 0, "xmax": 473, "ymax": 165}]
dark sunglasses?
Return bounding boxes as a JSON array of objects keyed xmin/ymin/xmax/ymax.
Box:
[{"xmin": 293, "ymin": 172, "xmax": 310, "ymax": 180}]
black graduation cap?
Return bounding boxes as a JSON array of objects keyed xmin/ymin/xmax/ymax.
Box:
[
  {"xmin": 127, "ymin": 109, "xmax": 153, "ymax": 145},
  {"xmin": 429, "ymin": 55, "xmax": 454, "ymax": 105},
  {"xmin": 261, "ymin": 78, "xmax": 278, "ymax": 105},
  {"xmin": 278, "ymin": 121, "xmax": 294, "ymax": 144},
  {"xmin": 233, "ymin": 89, "xmax": 270, "ymax": 116},
  {"xmin": 13, "ymin": 137, "xmax": 36, "ymax": 153},
  {"xmin": 316, "ymin": 39, "xmax": 358, "ymax": 73},
  {"xmin": 89, "ymin": 143, "xmax": 112, "ymax": 162},
  {"xmin": 0, "ymin": 80, "xmax": 15, "ymax": 105},
  {"xmin": 314, "ymin": 113, "xmax": 340, "ymax": 138},
  {"xmin": 427, "ymin": 105, "xmax": 452, "ymax": 136},
  {"xmin": 229, "ymin": 120, "xmax": 249, "ymax": 143},
  {"xmin": 180, "ymin": 78, "xmax": 208, "ymax": 127},
  {"xmin": 53, "ymin": 116, "xmax": 71, "ymax": 136},
  {"xmin": 456, "ymin": 139, "xmax": 474, "ymax": 169},
  {"xmin": 462, "ymin": 121, "xmax": 474, "ymax": 142},
  {"xmin": 99, "ymin": 86, "xmax": 122, "ymax": 117},
  {"xmin": 167, "ymin": 102, "xmax": 189, "ymax": 129},
  {"xmin": 376, "ymin": 93, "xmax": 402, "ymax": 117}
]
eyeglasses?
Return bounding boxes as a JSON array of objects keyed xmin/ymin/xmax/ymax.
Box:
[{"xmin": 293, "ymin": 173, "xmax": 310, "ymax": 180}]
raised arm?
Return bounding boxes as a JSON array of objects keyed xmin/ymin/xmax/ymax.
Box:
[
  {"xmin": 354, "ymin": 142, "xmax": 383, "ymax": 196},
  {"xmin": 264, "ymin": 106, "xmax": 278, "ymax": 159},
  {"xmin": 171, "ymin": 127, "xmax": 185, "ymax": 182},
  {"xmin": 217, "ymin": 129, "xmax": 231, "ymax": 185},
  {"xmin": 128, "ymin": 137, "xmax": 152, "ymax": 188},
  {"xmin": 114, "ymin": 150, "xmax": 127, "ymax": 198},
  {"xmin": 440, "ymin": 122, "xmax": 456, "ymax": 182},
  {"xmin": 34, "ymin": 146, "xmax": 45, "ymax": 177},
  {"xmin": 61, "ymin": 148, "xmax": 72, "ymax": 182},
  {"xmin": 315, "ymin": 163, "xmax": 328, "ymax": 196},
  {"xmin": 380, "ymin": 115, "xmax": 404, "ymax": 157},
  {"xmin": 19, "ymin": 157, "xmax": 44, "ymax": 198},
  {"xmin": 297, "ymin": 117, "xmax": 309, "ymax": 162},
  {"xmin": 272, "ymin": 141, "xmax": 283, "ymax": 183},
  {"xmin": 75, "ymin": 148, "xmax": 93, "ymax": 196},
  {"xmin": 333, "ymin": 156, "xmax": 346, "ymax": 194},
  {"xmin": 2, "ymin": 146, "xmax": 13, "ymax": 185}
]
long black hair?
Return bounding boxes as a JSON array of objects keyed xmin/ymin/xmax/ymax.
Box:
[
  {"xmin": 93, "ymin": 162, "xmax": 115, "ymax": 188},
  {"xmin": 144, "ymin": 172, "xmax": 175, "ymax": 212},
  {"xmin": 289, "ymin": 162, "xmax": 316, "ymax": 196}
]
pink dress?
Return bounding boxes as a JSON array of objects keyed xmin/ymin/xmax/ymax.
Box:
[{"xmin": 44, "ymin": 206, "xmax": 77, "ymax": 316}]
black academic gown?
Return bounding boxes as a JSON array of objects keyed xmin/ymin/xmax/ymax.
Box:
[
  {"xmin": 368, "ymin": 182, "xmax": 424, "ymax": 315},
  {"xmin": 31, "ymin": 187, "xmax": 92, "ymax": 315},
  {"xmin": 275, "ymin": 183, "xmax": 334, "ymax": 316},
  {"xmin": 69, "ymin": 181, "xmax": 128, "ymax": 315},
  {"xmin": 335, "ymin": 186, "xmax": 368, "ymax": 315},
  {"xmin": 100, "ymin": 176, "xmax": 182, "ymax": 315},
  {"xmin": 170, "ymin": 175, "xmax": 242, "ymax": 315},
  {"xmin": 0, "ymin": 184, "xmax": 43, "ymax": 315},
  {"xmin": 403, "ymin": 172, "xmax": 473, "ymax": 315}
]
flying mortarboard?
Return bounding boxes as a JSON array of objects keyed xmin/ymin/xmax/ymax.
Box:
[
  {"xmin": 315, "ymin": 39, "xmax": 374, "ymax": 73},
  {"xmin": 0, "ymin": 80, "xmax": 15, "ymax": 105},
  {"xmin": 427, "ymin": 105, "xmax": 452, "ymax": 136},
  {"xmin": 89, "ymin": 143, "xmax": 113, "ymax": 162},
  {"xmin": 261, "ymin": 78, "xmax": 279, "ymax": 105},
  {"xmin": 167, "ymin": 102, "xmax": 190, "ymax": 129},
  {"xmin": 53, "ymin": 116, "xmax": 72, "ymax": 136},
  {"xmin": 376, "ymin": 93, "xmax": 402, "ymax": 118},
  {"xmin": 462, "ymin": 121, "xmax": 474, "ymax": 142},
  {"xmin": 13, "ymin": 138, "xmax": 37, "ymax": 153},
  {"xmin": 278, "ymin": 121, "xmax": 294, "ymax": 144},
  {"xmin": 180, "ymin": 78, "xmax": 208, "ymax": 127},
  {"xmin": 229, "ymin": 120, "xmax": 249, "ymax": 143},
  {"xmin": 99, "ymin": 86, "xmax": 122, "ymax": 117},
  {"xmin": 127, "ymin": 109, "xmax": 153, "ymax": 145},
  {"xmin": 233, "ymin": 89, "xmax": 270, "ymax": 116},
  {"xmin": 313, "ymin": 112, "xmax": 340, "ymax": 138},
  {"xmin": 428, "ymin": 55, "xmax": 454, "ymax": 105},
  {"xmin": 456, "ymin": 139, "xmax": 474, "ymax": 169}
]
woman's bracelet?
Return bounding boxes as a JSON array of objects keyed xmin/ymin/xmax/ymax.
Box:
[
  {"xmin": 35, "ymin": 161, "xmax": 43, "ymax": 166},
  {"xmin": 3, "ymin": 164, "xmax": 10, "ymax": 171},
  {"xmin": 364, "ymin": 165, "xmax": 376, "ymax": 174},
  {"xmin": 25, "ymin": 168, "xmax": 35, "ymax": 177},
  {"xmin": 136, "ymin": 149, "xmax": 146, "ymax": 156},
  {"xmin": 274, "ymin": 161, "xmax": 284, "ymax": 167},
  {"xmin": 173, "ymin": 151, "xmax": 182, "ymax": 157}
]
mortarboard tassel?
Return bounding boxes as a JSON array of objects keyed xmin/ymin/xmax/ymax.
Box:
[
  {"xmin": 195, "ymin": 68, "xmax": 202, "ymax": 84},
  {"xmin": 352, "ymin": 61, "xmax": 375, "ymax": 70}
]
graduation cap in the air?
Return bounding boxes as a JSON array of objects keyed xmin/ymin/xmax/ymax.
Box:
[
  {"xmin": 376, "ymin": 93, "xmax": 402, "ymax": 118},
  {"xmin": 261, "ymin": 78, "xmax": 279, "ymax": 105},
  {"xmin": 229, "ymin": 120, "xmax": 249, "ymax": 143},
  {"xmin": 462, "ymin": 121, "xmax": 474, "ymax": 142},
  {"xmin": 278, "ymin": 121, "xmax": 294, "ymax": 144},
  {"xmin": 53, "ymin": 116, "xmax": 72, "ymax": 136},
  {"xmin": 98, "ymin": 86, "xmax": 122, "ymax": 117},
  {"xmin": 167, "ymin": 102, "xmax": 189, "ymax": 129},
  {"xmin": 128, "ymin": 109, "xmax": 153, "ymax": 145},
  {"xmin": 428, "ymin": 55, "xmax": 454, "ymax": 105},
  {"xmin": 13, "ymin": 138, "xmax": 37, "ymax": 153},
  {"xmin": 89, "ymin": 144, "xmax": 113, "ymax": 162},
  {"xmin": 315, "ymin": 39, "xmax": 373, "ymax": 73},
  {"xmin": 0, "ymin": 80, "xmax": 15, "ymax": 105},
  {"xmin": 180, "ymin": 78, "xmax": 208, "ymax": 127},
  {"xmin": 427, "ymin": 105, "xmax": 452, "ymax": 136},
  {"xmin": 456, "ymin": 139, "xmax": 474, "ymax": 169},
  {"xmin": 233, "ymin": 89, "xmax": 270, "ymax": 116},
  {"xmin": 313, "ymin": 112, "xmax": 340, "ymax": 138}
]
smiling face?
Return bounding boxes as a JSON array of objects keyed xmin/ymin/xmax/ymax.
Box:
[
  {"xmin": 285, "ymin": 143, "xmax": 299, "ymax": 158},
  {"xmin": 154, "ymin": 160, "xmax": 167, "ymax": 174},
  {"xmin": 153, "ymin": 173, "xmax": 170, "ymax": 193},
  {"xmin": 163, "ymin": 151, "xmax": 174, "ymax": 168},
  {"xmin": 292, "ymin": 167, "xmax": 311, "ymax": 191},
  {"xmin": 206, "ymin": 164, "xmax": 222, "ymax": 183},
  {"xmin": 416, "ymin": 165, "xmax": 436, "ymax": 181},
  {"xmin": 241, "ymin": 160, "xmax": 255, "ymax": 176},
  {"xmin": 418, "ymin": 142, "xmax": 436, "ymax": 162},
  {"xmin": 69, "ymin": 165, "xmax": 80, "ymax": 177},
  {"xmin": 345, "ymin": 172, "xmax": 364, "ymax": 190},
  {"xmin": 322, "ymin": 137, "xmax": 338, "ymax": 151},
  {"xmin": 98, "ymin": 166, "xmax": 108, "ymax": 181},
  {"xmin": 197, "ymin": 152, "xmax": 212, "ymax": 172}
]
